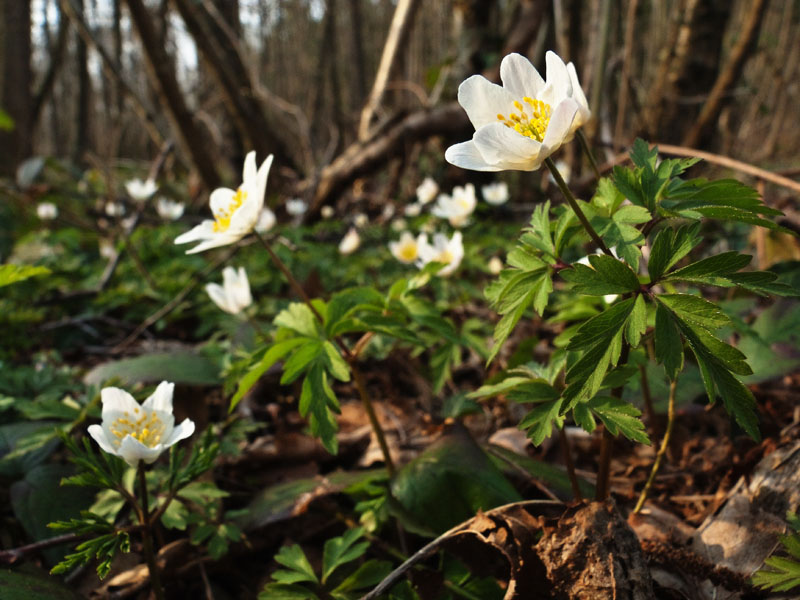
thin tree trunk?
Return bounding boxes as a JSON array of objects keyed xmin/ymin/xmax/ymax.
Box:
[
  {"xmin": 348, "ymin": 0, "xmax": 367, "ymax": 109},
  {"xmin": 0, "ymin": 0, "xmax": 33, "ymax": 175},
  {"xmin": 123, "ymin": 0, "xmax": 221, "ymax": 190},
  {"xmin": 73, "ymin": 0, "xmax": 90, "ymax": 165},
  {"xmin": 32, "ymin": 1, "xmax": 68, "ymax": 127}
]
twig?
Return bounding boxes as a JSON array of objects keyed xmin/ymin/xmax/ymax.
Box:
[
  {"xmin": 351, "ymin": 364, "xmax": 395, "ymax": 477},
  {"xmin": 137, "ymin": 465, "xmax": 165, "ymax": 600},
  {"xmin": 360, "ymin": 500, "xmax": 563, "ymax": 600},
  {"xmin": 634, "ymin": 378, "xmax": 677, "ymax": 513},
  {"xmin": 0, "ymin": 533, "xmax": 89, "ymax": 564}
]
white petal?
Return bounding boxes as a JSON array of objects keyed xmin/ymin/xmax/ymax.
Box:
[
  {"xmin": 232, "ymin": 267, "xmax": 252, "ymax": 310},
  {"xmin": 184, "ymin": 233, "xmax": 241, "ymax": 254},
  {"xmin": 228, "ymin": 198, "xmax": 259, "ymax": 235},
  {"xmin": 255, "ymin": 154, "xmax": 274, "ymax": 212},
  {"xmin": 541, "ymin": 99, "xmax": 579, "ymax": 152},
  {"xmin": 206, "ymin": 282, "xmax": 236, "ymax": 314},
  {"xmin": 473, "ymin": 122, "xmax": 542, "ymax": 169},
  {"xmin": 221, "ymin": 266, "xmax": 238, "ymax": 290},
  {"xmin": 209, "ymin": 188, "xmax": 236, "ymax": 217},
  {"xmin": 175, "ymin": 221, "xmax": 215, "ymax": 245},
  {"xmin": 445, "ymin": 141, "xmax": 503, "ymax": 172},
  {"xmin": 118, "ymin": 435, "xmax": 164, "ymax": 466},
  {"xmin": 101, "ymin": 387, "xmax": 141, "ymax": 419},
  {"xmin": 164, "ymin": 418, "xmax": 195, "ymax": 447},
  {"xmin": 500, "ymin": 53, "xmax": 545, "ymax": 99},
  {"xmin": 142, "ymin": 381, "xmax": 174, "ymax": 413},
  {"xmin": 242, "ymin": 151, "xmax": 257, "ymax": 184},
  {"xmin": 540, "ymin": 51, "xmax": 572, "ymax": 106},
  {"xmin": 88, "ymin": 424, "xmax": 118, "ymax": 456},
  {"xmin": 457, "ymin": 75, "xmax": 516, "ymax": 130},
  {"xmin": 567, "ymin": 62, "xmax": 591, "ymax": 123}
]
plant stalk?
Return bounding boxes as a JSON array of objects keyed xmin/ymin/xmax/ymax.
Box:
[
  {"xmin": 558, "ymin": 427, "xmax": 583, "ymax": 502},
  {"xmin": 351, "ymin": 363, "xmax": 395, "ymax": 477},
  {"xmin": 576, "ymin": 130, "xmax": 601, "ymax": 179},
  {"xmin": 544, "ymin": 157, "xmax": 611, "ymax": 255},
  {"xmin": 137, "ymin": 464, "xmax": 165, "ymax": 600},
  {"xmin": 633, "ymin": 378, "xmax": 677, "ymax": 513}
]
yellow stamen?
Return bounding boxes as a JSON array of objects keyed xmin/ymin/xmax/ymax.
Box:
[
  {"xmin": 496, "ymin": 97, "xmax": 552, "ymax": 142},
  {"xmin": 213, "ymin": 188, "xmax": 247, "ymax": 233},
  {"xmin": 399, "ymin": 244, "xmax": 418, "ymax": 262}
]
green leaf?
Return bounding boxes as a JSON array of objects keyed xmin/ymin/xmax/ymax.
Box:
[
  {"xmin": 467, "ymin": 376, "xmax": 532, "ymax": 399},
  {"xmin": 300, "ymin": 365, "xmax": 339, "ymax": 454},
  {"xmin": 587, "ymin": 396, "xmax": 650, "ymax": 444},
  {"xmin": 625, "ymin": 294, "xmax": 647, "ymax": 347},
  {"xmin": 752, "ymin": 555, "xmax": 800, "ymax": 592},
  {"xmin": 655, "ymin": 303, "xmax": 683, "ymax": 380},
  {"xmin": 325, "ymin": 287, "xmax": 385, "ymax": 337},
  {"xmin": 322, "ymin": 341, "xmax": 350, "ymax": 382},
  {"xmin": 281, "ymin": 340, "xmax": 323, "ymax": 384},
  {"xmin": 567, "ymin": 298, "xmax": 636, "ymax": 350},
  {"xmin": 0, "ymin": 569, "xmax": 84, "ymax": 600},
  {"xmin": 84, "ymin": 351, "xmax": 221, "ymax": 387},
  {"xmin": 273, "ymin": 544, "xmax": 319, "ymax": 585},
  {"xmin": 322, "ymin": 527, "xmax": 369, "ymax": 583},
  {"xmin": 230, "ymin": 337, "xmax": 306, "ymax": 411},
  {"xmin": 259, "ymin": 583, "xmax": 320, "ymax": 600},
  {"xmin": 0, "ymin": 108, "xmax": 14, "ymax": 131},
  {"xmin": 699, "ymin": 357, "xmax": 759, "ymax": 440},
  {"xmin": 506, "ymin": 381, "xmax": 560, "ymax": 404},
  {"xmin": 647, "ymin": 223, "xmax": 701, "ymax": 282},
  {"xmin": 331, "ymin": 559, "xmax": 392, "ymax": 595},
  {"xmin": 0, "ymin": 264, "xmax": 50, "ymax": 288},
  {"xmin": 664, "ymin": 252, "xmax": 752, "ymax": 287},
  {"xmin": 562, "ymin": 255, "xmax": 640, "ymax": 295},
  {"xmin": 657, "ymin": 294, "xmax": 732, "ymax": 330},
  {"xmin": 518, "ymin": 397, "xmax": 564, "ymax": 445},
  {"xmin": 275, "ymin": 303, "xmax": 322, "ymax": 338}
]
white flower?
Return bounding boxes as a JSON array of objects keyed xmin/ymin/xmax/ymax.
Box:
[
  {"xmin": 175, "ymin": 152, "xmax": 273, "ymax": 254},
  {"xmin": 37, "ymin": 202, "xmax": 58, "ymax": 220},
  {"xmin": 404, "ymin": 203, "xmax": 422, "ymax": 217},
  {"xmin": 488, "ymin": 256, "xmax": 504, "ymax": 274},
  {"xmin": 354, "ymin": 213, "xmax": 369, "ymax": 228},
  {"xmin": 432, "ymin": 184, "xmax": 477, "ymax": 228},
  {"xmin": 381, "ymin": 204, "xmax": 396, "ymax": 220},
  {"xmin": 205, "ymin": 266, "xmax": 253, "ymax": 315},
  {"xmin": 338, "ymin": 228, "xmax": 361, "ymax": 255},
  {"xmin": 416, "ymin": 177, "xmax": 439, "ymax": 205},
  {"xmin": 445, "ymin": 52, "xmax": 584, "ymax": 172},
  {"xmin": 548, "ymin": 159, "xmax": 572, "ymax": 185},
  {"xmin": 99, "ymin": 239, "xmax": 116, "ymax": 259},
  {"xmin": 417, "ymin": 231, "xmax": 464, "ymax": 277},
  {"xmin": 482, "ymin": 182, "xmax": 509, "ymax": 206},
  {"xmin": 156, "ymin": 198, "xmax": 185, "ymax": 221},
  {"xmin": 390, "ymin": 218, "xmax": 407, "ymax": 232},
  {"xmin": 389, "ymin": 231, "xmax": 427, "ymax": 264},
  {"xmin": 88, "ymin": 381, "xmax": 195, "ymax": 468},
  {"xmin": 286, "ymin": 198, "xmax": 307, "ymax": 216},
  {"xmin": 105, "ymin": 201, "xmax": 125, "ymax": 217},
  {"xmin": 255, "ymin": 207, "xmax": 276, "ymax": 233},
  {"xmin": 125, "ymin": 178, "xmax": 158, "ymax": 203},
  {"xmin": 321, "ymin": 206, "xmax": 335, "ymax": 219}
]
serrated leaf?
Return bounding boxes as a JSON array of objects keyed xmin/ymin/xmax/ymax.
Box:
[
  {"xmin": 259, "ymin": 583, "xmax": 320, "ymax": 600},
  {"xmin": 647, "ymin": 223, "xmax": 701, "ymax": 282},
  {"xmin": 0, "ymin": 264, "xmax": 51, "ymax": 288},
  {"xmin": 700, "ymin": 358, "xmax": 759, "ymax": 439},
  {"xmin": 655, "ymin": 303, "xmax": 683, "ymax": 380},
  {"xmin": 752, "ymin": 555, "xmax": 800, "ymax": 592},
  {"xmin": 325, "ymin": 287, "xmax": 385, "ymax": 337},
  {"xmin": 300, "ymin": 365, "xmax": 339, "ymax": 454},
  {"xmin": 322, "ymin": 527, "xmax": 368, "ymax": 583},
  {"xmin": 612, "ymin": 166, "xmax": 645, "ymax": 208},
  {"xmin": 519, "ymin": 398, "xmax": 564, "ymax": 445},
  {"xmin": 587, "ymin": 396, "xmax": 650, "ymax": 444},
  {"xmin": 273, "ymin": 544, "xmax": 318, "ymax": 585},
  {"xmin": 281, "ymin": 341, "xmax": 323, "ymax": 384},
  {"xmin": 630, "ymin": 138, "xmax": 658, "ymax": 169},
  {"xmin": 657, "ymin": 294, "xmax": 732, "ymax": 330},
  {"xmin": 230, "ymin": 337, "xmax": 306, "ymax": 411},
  {"xmin": 275, "ymin": 303, "xmax": 322, "ymax": 338},
  {"xmin": 467, "ymin": 376, "xmax": 535, "ymax": 399},
  {"xmin": 727, "ymin": 272, "xmax": 800, "ymax": 297},
  {"xmin": 625, "ymin": 295, "xmax": 647, "ymax": 347},
  {"xmin": 322, "ymin": 341, "xmax": 350, "ymax": 382},
  {"xmin": 664, "ymin": 252, "xmax": 752, "ymax": 287},
  {"xmin": 568, "ymin": 298, "xmax": 636, "ymax": 350},
  {"xmin": 562, "ymin": 255, "xmax": 640, "ymax": 295},
  {"xmin": 331, "ymin": 559, "xmax": 393, "ymax": 595}
]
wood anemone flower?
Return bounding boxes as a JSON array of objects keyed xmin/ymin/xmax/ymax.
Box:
[
  {"xmin": 88, "ymin": 382, "xmax": 195, "ymax": 468},
  {"xmin": 417, "ymin": 231, "xmax": 464, "ymax": 277},
  {"xmin": 205, "ymin": 266, "xmax": 253, "ymax": 315},
  {"xmin": 431, "ymin": 183, "xmax": 477, "ymax": 228},
  {"xmin": 125, "ymin": 178, "xmax": 158, "ymax": 203},
  {"xmin": 445, "ymin": 52, "xmax": 585, "ymax": 172},
  {"xmin": 389, "ymin": 231, "xmax": 427, "ymax": 264},
  {"xmin": 175, "ymin": 152, "xmax": 273, "ymax": 253}
]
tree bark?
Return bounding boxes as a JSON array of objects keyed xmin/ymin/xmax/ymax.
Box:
[
  {"xmin": 32, "ymin": 1, "xmax": 68, "ymax": 128},
  {"xmin": 0, "ymin": 0, "xmax": 33, "ymax": 175},
  {"xmin": 123, "ymin": 0, "xmax": 221, "ymax": 191},
  {"xmin": 73, "ymin": 0, "xmax": 90, "ymax": 165}
]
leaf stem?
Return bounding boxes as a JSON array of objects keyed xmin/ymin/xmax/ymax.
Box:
[
  {"xmin": 558, "ymin": 427, "xmax": 583, "ymax": 502},
  {"xmin": 544, "ymin": 157, "xmax": 611, "ymax": 256},
  {"xmin": 137, "ymin": 464, "xmax": 165, "ymax": 600},
  {"xmin": 633, "ymin": 378, "xmax": 677, "ymax": 513},
  {"xmin": 351, "ymin": 363, "xmax": 395, "ymax": 478},
  {"xmin": 577, "ymin": 129, "xmax": 601, "ymax": 179}
]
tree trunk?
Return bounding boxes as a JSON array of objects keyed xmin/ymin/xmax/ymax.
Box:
[
  {"xmin": 123, "ymin": 0, "xmax": 220, "ymax": 191},
  {"xmin": 0, "ymin": 0, "xmax": 33, "ymax": 175},
  {"xmin": 73, "ymin": 0, "xmax": 90, "ymax": 165}
]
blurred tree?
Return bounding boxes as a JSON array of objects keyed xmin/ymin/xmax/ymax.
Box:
[{"xmin": 0, "ymin": 0, "xmax": 33, "ymax": 175}]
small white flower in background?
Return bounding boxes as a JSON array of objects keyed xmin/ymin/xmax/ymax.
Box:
[
  {"xmin": 482, "ymin": 182, "xmax": 509, "ymax": 206},
  {"xmin": 445, "ymin": 51, "xmax": 586, "ymax": 172},
  {"xmin": 338, "ymin": 228, "xmax": 361, "ymax": 255},
  {"xmin": 416, "ymin": 177, "xmax": 439, "ymax": 205},
  {"xmin": 488, "ymin": 256, "xmax": 504, "ymax": 274},
  {"xmin": 206, "ymin": 266, "xmax": 253, "ymax": 315},
  {"xmin": 321, "ymin": 206, "xmax": 335, "ymax": 219},
  {"xmin": 286, "ymin": 198, "xmax": 307, "ymax": 216},
  {"xmin": 432, "ymin": 183, "xmax": 477, "ymax": 228},
  {"xmin": 577, "ymin": 248, "xmax": 620, "ymax": 304},
  {"xmin": 255, "ymin": 207, "xmax": 276, "ymax": 233},
  {"xmin": 389, "ymin": 231, "xmax": 428, "ymax": 264},
  {"xmin": 99, "ymin": 239, "xmax": 116, "ymax": 259},
  {"xmin": 36, "ymin": 202, "xmax": 58, "ymax": 220},
  {"xmin": 381, "ymin": 204, "xmax": 396, "ymax": 220},
  {"xmin": 125, "ymin": 178, "xmax": 158, "ymax": 203},
  {"xmin": 354, "ymin": 213, "xmax": 369, "ymax": 228},
  {"xmin": 391, "ymin": 218, "xmax": 407, "ymax": 232},
  {"xmin": 548, "ymin": 159, "xmax": 572, "ymax": 185},
  {"xmin": 88, "ymin": 381, "xmax": 195, "ymax": 468},
  {"xmin": 105, "ymin": 201, "xmax": 125, "ymax": 217},
  {"xmin": 417, "ymin": 231, "xmax": 464, "ymax": 277},
  {"xmin": 156, "ymin": 198, "xmax": 184, "ymax": 221},
  {"xmin": 175, "ymin": 151, "xmax": 273, "ymax": 254},
  {"xmin": 404, "ymin": 203, "xmax": 422, "ymax": 217}
]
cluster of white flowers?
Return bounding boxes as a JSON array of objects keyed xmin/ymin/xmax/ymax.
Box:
[{"xmin": 389, "ymin": 230, "xmax": 464, "ymax": 277}]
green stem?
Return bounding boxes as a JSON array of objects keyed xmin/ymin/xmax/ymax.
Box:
[
  {"xmin": 577, "ymin": 129, "xmax": 601, "ymax": 179},
  {"xmin": 544, "ymin": 157, "xmax": 611, "ymax": 256},
  {"xmin": 558, "ymin": 427, "xmax": 583, "ymax": 502},
  {"xmin": 137, "ymin": 464, "xmax": 165, "ymax": 600},
  {"xmin": 633, "ymin": 378, "xmax": 677, "ymax": 513},
  {"xmin": 351, "ymin": 363, "xmax": 395, "ymax": 478}
]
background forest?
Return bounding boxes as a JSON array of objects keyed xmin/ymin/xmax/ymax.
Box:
[{"xmin": 2, "ymin": 0, "xmax": 800, "ymax": 599}]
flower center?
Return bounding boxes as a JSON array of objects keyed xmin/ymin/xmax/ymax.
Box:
[
  {"xmin": 213, "ymin": 188, "xmax": 247, "ymax": 232},
  {"xmin": 111, "ymin": 408, "xmax": 166, "ymax": 448},
  {"xmin": 437, "ymin": 249, "xmax": 454, "ymax": 264},
  {"xmin": 497, "ymin": 98, "xmax": 552, "ymax": 142},
  {"xmin": 399, "ymin": 243, "xmax": 418, "ymax": 262}
]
